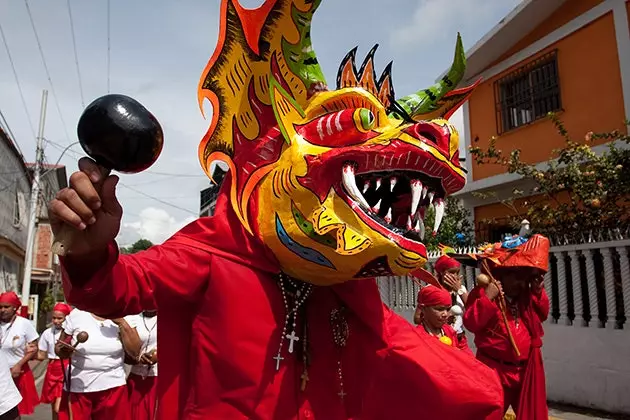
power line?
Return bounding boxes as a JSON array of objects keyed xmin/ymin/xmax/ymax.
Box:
[
  {"xmin": 0, "ymin": 108, "xmax": 25, "ymax": 157},
  {"xmin": 0, "ymin": 19, "xmax": 37, "ymax": 140},
  {"xmin": 106, "ymin": 0, "xmax": 111, "ymax": 93},
  {"xmin": 23, "ymin": 0, "xmax": 73, "ymax": 144},
  {"xmin": 44, "ymin": 139, "xmax": 198, "ymax": 216},
  {"xmin": 66, "ymin": 0, "xmax": 85, "ymax": 108}
]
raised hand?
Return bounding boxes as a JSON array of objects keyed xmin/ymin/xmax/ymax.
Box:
[
  {"xmin": 485, "ymin": 281, "xmax": 503, "ymax": 301},
  {"xmin": 48, "ymin": 157, "xmax": 123, "ymax": 256}
]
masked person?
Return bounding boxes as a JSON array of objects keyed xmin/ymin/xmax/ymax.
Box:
[
  {"xmin": 463, "ymin": 235, "xmax": 551, "ymax": 419},
  {"xmin": 0, "ymin": 292, "xmax": 39, "ymax": 416},
  {"xmin": 38, "ymin": 303, "xmax": 73, "ymax": 419},
  {"xmin": 48, "ymin": 1, "xmax": 505, "ymax": 418}
]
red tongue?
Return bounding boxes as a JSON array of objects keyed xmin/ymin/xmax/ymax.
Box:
[{"xmin": 410, "ymin": 267, "xmax": 441, "ymax": 288}]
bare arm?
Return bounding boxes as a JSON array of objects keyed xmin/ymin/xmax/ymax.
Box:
[{"xmin": 112, "ymin": 318, "xmax": 142, "ymax": 362}]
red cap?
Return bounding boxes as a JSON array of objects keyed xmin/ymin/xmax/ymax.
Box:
[
  {"xmin": 0, "ymin": 291, "xmax": 21, "ymax": 308},
  {"xmin": 53, "ymin": 303, "xmax": 72, "ymax": 316},
  {"xmin": 434, "ymin": 255, "xmax": 460, "ymax": 274},
  {"xmin": 417, "ymin": 285, "xmax": 452, "ymax": 307}
]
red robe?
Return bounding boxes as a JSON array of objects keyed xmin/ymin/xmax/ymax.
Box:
[
  {"xmin": 61, "ymin": 190, "xmax": 504, "ymax": 420},
  {"xmin": 416, "ymin": 323, "xmax": 474, "ymax": 357},
  {"xmin": 463, "ymin": 285, "xmax": 549, "ymax": 419}
]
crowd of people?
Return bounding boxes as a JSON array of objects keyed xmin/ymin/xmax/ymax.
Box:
[{"xmin": 0, "ymin": 292, "xmax": 158, "ymax": 420}]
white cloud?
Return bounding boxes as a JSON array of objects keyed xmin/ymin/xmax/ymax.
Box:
[
  {"xmin": 118, "ymin": 207, "xmax": 196, "ymax": 246},
  {"xmin": 390, "ymin": 0, "xmax": 522, "ymax": 50}
]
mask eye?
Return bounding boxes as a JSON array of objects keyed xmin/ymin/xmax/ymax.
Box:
[
  {"xmin": 296, "ymin": 108, "xmax": 379, "ymax": 147},
  {"xmin": 355, "ymin": 109, "xmax": 375, "ymax": 132}
]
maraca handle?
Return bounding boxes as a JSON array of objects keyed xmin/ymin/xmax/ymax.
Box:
[
  {"xmin": 52, "ymin": 227, "xmax": 73, "ymax": 257},
  {"xmin": 51, "ymin": 167, "xmax": 111, "ymax": 257}
]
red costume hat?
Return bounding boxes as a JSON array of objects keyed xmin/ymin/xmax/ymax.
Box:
[
  {"xmin": 417, "ymin": 286, "xmax": 452, "ymax": 307},
  {"xmin": 0, "ymin": 291, "xmax": 21, "ymax": 308},
  {"xmin": 434, "ymin": 255, "xmax": 460, "ymax": 274},
  {"xmin": 53, "ymin": 302, "xmax": 72, "ymax": 315},
  {"xmin": 492, "ymin": 234, "xmax": 550, "ymax": 273}
]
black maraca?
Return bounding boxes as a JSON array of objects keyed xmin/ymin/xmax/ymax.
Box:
[{"xmin": 52, "ymin": 94, "xmax": 164, "ymax": 256}]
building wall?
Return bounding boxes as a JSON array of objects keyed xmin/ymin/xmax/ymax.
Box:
[
  {"xmin": 34, "ymin": 224, "xmax": 53, "ymax": 270},
  {"xmin": 0, "ymin": 133, "xmax": 30, "ymax": 293},
  {"xmin": 469, "ymin": 11, "xmax": 626, "ymax": 181}
]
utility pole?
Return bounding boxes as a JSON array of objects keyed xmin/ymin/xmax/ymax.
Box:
[{"xmin": 20, "ymin": 89, "xmax": 48, "ymax": 316}]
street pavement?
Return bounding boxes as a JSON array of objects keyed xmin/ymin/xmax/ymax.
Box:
[{"xmin": 21, "ymin": 366, "xmax": 626, "ymax": 420}]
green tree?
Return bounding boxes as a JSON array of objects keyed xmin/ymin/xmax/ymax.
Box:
[
  {"xmin": 121, "ymin": 239, "xmax": 154, "ymax": 254},
  {"xmin": 424, "ymin": 196, "xmax": 475, "ymax": 251},
  {"xmin": 469, "ymin": 114, "xmax": 630, "ymax": 242}
]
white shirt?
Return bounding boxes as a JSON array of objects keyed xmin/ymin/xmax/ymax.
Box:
[
  {"xmin": 125, "ymin": 314, "xmax": 158, "ymax": 377},
  {"xmin": 0, "ymin": 350, "xmax": 21, "ymax": 415},
  {"xmin": 63, "ymin": 309, "xmax": 126, "ymax": 393},
  {"xmin": 0, "ymin": 316, "xmax": 39, "ymax": 367},
  {"xmin": 38, "ymin": 326, "xmax": 62, "ymax": 360},
  {"xmin": 452, "ymin": 294, "xmax": 466, "ymax": 334}
]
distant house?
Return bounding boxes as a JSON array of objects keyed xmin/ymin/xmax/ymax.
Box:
[
  {"xmin": 25, "ymin": 163, "xmax": 67, "ymax": 329},
  {"xmin": 199, "ymin": 166, "xmax": 226, "ymax": 217},
  {"xmin": 449, "ymin": 0, "xmax": 630, "ymax": 242},
  {"xmin": 0, "ymin": 128, "xmax": 30, "ymax": 294}
]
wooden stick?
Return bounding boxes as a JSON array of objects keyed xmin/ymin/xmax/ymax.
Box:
[{"xmin": 481, "ymin": 260, "xmax": 521, "ymax": 358}]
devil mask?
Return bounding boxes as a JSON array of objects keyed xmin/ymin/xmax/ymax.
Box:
[{"xmin": 197, "ymin": 0, "xmax": 479, "ymax": 285}]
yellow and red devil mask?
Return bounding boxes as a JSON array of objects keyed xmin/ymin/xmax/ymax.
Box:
[{"xmin": 197, "ymin": 0, "xmax": 480, "ymax": 285}]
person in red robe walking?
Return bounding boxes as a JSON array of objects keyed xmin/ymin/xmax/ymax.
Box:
[
  {"xmin": 37, "ymin": 302, "xmax": 73, "ymax": 419},
  {"xmin": 463, "ymin": 235, "xmax": 551, "ymax": 419},
  {"xmin": 415, "ymin": 285, "xmax": 472, "ymax": 355},
  {"xmin": 0, "ymin": 292, "xmax": 39, "ymax": 416}
]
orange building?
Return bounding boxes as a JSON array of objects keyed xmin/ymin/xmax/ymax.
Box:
[{"xmin": 451, "ymin": 0, "xmax": 630, "ymax": 242}]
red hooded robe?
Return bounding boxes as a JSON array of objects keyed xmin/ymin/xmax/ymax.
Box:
[
  {"xmin": 463, "ymin": 235, "xmax": 550, "ymax": 419},
  {"xmin": 61, "ymin": 176, "xmax": 504, "ymax": 420}
]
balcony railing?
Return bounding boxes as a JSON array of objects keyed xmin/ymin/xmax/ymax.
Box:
[{"xmin": 378, "ymin": 239, "xmax": 630, "ymax": 330}]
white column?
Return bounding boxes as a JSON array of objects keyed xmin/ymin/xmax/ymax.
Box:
[
  {"xmin": 555, "ymin": 252, "xmax": 571, "ymax": 325},
  {"xmin": 615, "ymin": 246, "xmax": 630, "ymax": 330},
  {"xmin": 584, "ymin": 249, "xmax": 602, "ymax": 328},
  {"xmin": 543, "ymin": 266, "xmax": 554, "ymax": 324},
  {"xmin": 568, "ymin": 250, "xmax": 585, "ymax": 327},
  {"xmin": 601, "ymin": 248, "xmax": 618, "ymax": 330}
]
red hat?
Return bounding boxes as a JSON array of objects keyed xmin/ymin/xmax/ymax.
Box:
[
  {"xmin": 434, "ymin": 255, "xmax": 460, "ymax": 274},
  {"xmin": 417, "ymin": 285, "xmax": 452, "ymax": 307},
  {"xmin": 0, "ymin": 291, "xmax": 21, "ymax": 308},
  {"xmin": 53, "ymin": 302, "xmax": 72, "ymax": 316},
  {"xmin": 494, "ymin": 234, "xmax": 550, "ymax": 273}
]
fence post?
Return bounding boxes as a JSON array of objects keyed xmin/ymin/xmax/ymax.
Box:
[
  {"xmin": 568, "ymin": 250, "xmax": 586, "ymax": 327},
  {"xmin": 555, "ymin": 252, "xmax": 571, "ymax": 325},
  {"xmin": 584, "ymin": 249, "xmax": 602, "ymax": 328},
  {"xmin": 601, "ymin": 248, "xmax": 618, "ymax": 330},
  {"xmin": 615, "ymin": 246, "xmax": 629, "ymax": 330}
]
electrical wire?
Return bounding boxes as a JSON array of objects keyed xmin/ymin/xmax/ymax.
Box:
[
  {"xmin": 23, "ymin": 0, "xmax": 73, "ymax": 144},
  {"xmin": 0, "ymin": 19, "xmax": 37, "ymax": 140},
  {"xmin": 106, "ymin": 0, "xmax": 111, "ymax": 93},
  {"xmin": 66, "ymin": 0, "xmax": 85, "ymax": 108}
]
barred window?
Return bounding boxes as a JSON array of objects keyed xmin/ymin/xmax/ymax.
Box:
[{"xmin": 494, "ymin": 50, "xmax": 561, "ymax": 134}]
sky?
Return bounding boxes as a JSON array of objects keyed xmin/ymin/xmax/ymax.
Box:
[{"xmin": 0, "ymin": 0, "xmax": 522, "ymax": 246}]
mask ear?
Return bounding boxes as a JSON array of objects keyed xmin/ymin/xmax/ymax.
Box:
[{"xmin": 269, "ymin": 59, "xmax": 306, "ymax": 146}]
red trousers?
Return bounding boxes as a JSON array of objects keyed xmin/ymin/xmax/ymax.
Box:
[
  {"xmin": 40, "ymin": 359, "xmax": 65, "ymax": 404},
  {"xmin": 477, "ymin": 353, "xmax": 525, "ymax": 415},
  {"xmin": 127, "ymin": 373, "xmax": 158, "ymax": 420},
  {"xmin": 58, "ymin": 385, "xmax": 129, "ymax": 420},
  {"xmin": 13, "ymin": 363, "xmax": 39, "ymax": 415}
]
